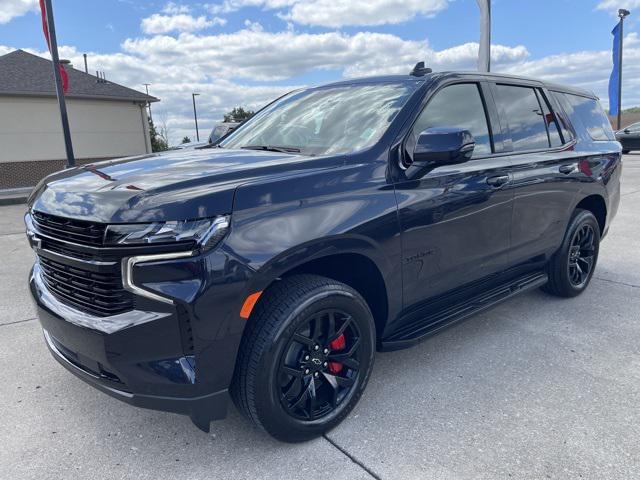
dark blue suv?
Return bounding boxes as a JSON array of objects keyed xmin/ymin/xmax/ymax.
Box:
[{"xmin": 26, "ymin": 66, "xmax": 621, "ymax": 442}]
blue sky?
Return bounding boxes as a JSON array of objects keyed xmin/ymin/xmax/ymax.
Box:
[{"xmin": 1, "ymin": 0, "xmax": 639, "ymax": 143}]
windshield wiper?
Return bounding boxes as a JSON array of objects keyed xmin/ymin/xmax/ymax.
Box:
[{"xmin": 241, "ymin": 145, "xmax": 301, "ymax": 154}]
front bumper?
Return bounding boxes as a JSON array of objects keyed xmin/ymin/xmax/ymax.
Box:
[
  {"xmin": 29, "ymin": 245, "xmax": 253, "ymax": 431},
  {"xmin": 42, "ymin": 328, "xmax": 227, "ymax": 431}
]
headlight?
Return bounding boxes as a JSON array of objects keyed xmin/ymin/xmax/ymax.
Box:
[{"xmin": 104, "ymin": 215, "xmax": 230, "ymax": 250}]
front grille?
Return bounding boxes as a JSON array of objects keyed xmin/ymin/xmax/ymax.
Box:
[
  {"xmin": 41, "ymin": 239, "xmax": 95, "ymax": 261},
  {"xmin": 32, "ymin": 210, "xmax": 106, "ymax": 246},
  {"xmin": 39, "ymin": 256, "xmax": 133, "ymax": 317}
]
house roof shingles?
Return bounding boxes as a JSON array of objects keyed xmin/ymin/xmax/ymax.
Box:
[{"xmin": 0, "ymin": 49, "xmax": 158, "ymax": 103}]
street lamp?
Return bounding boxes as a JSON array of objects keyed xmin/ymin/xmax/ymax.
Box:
[
  {"xmin": 616, "ymin": 9, "xmax": 631, "ymax": 130},
  {"xmin": 192, "ymin": 93, "xmax": 201, "ymax": 142},
  {"xmin": 143, "ymin": 83, "xmax": 152, "ymax": 123}
]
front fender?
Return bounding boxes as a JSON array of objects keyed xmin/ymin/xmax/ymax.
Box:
[
  {"xmin": 224, "ymin": 162, "xmax": 402, "ymax": 322},
  {"xmin": 244, "ymin": 234, "xmax": 394, "ymax": 293}
]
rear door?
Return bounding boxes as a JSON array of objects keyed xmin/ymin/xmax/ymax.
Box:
[
  {"xmin": 490, "ymin": 82, "xmax": 580, "ymax": 264},
  {"xmin": 395, "ymin": 81, "xmax": 515, "ymax": 308}
]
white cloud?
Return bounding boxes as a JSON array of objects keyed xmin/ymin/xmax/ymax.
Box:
[
  {"xmin": 501, "ymin": 44, "xmax": 640, "ymax": 109},
  {"xmin": 206, "ymin": 0, "xmax": 297, "ymax": 15},
  {"xmin": 0, "ymin": 0, "xmax": 38, "ymax": 24},
  {"xmin": 596, "ymin": 0, "xmax": 640, "ymax": 14},
  {"xmin": 243, "ymin": 19, "xmax": 264, "ymax": 31},
  {"xmin": 141, "ymin": 13, "xmax": 225, "ymax": 35},
  {"xmin": 284, "ymin": 0, "xmax": 450, "ymax": 28},
  {"xmin": 162, "ymin": 2, "xmax": 191, "ymax": 15},
  {"xmin": 626, "ymin": 32, "xmax": 640, "ymax": 46},
  {"xmin": 206, "ymin": 0, "xmax": 450, "ymax": 27},
  {"xmin": 121, "ymin": 28, "xmax": 528, "ymax": 83}
]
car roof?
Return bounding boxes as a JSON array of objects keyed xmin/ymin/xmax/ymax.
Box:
[{"xmin": 321, "ymin": 71, "xmax": 596, "ymax": 100}]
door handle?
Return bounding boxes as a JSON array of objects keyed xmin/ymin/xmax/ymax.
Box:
[
  {"xmin": 486, "ymin": 175, "xmax": 510, "ymax": 187},
  {"xmin": 559, "ymin": 164, "xmax": 576, "ymax": 174}
]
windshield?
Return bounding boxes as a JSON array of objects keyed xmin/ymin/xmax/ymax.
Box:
[{"xmin": 220, "ymin": 82, "xmax": 420, "ymax": 156}]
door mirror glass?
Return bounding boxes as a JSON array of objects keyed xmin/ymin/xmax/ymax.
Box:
[{"xmin": 413, "ymin": 127, "xmax": 475, "ymax": 165}]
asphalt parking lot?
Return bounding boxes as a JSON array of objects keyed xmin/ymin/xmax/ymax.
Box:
[{"xmin": 1, "ymin": 155, "xmax": 639, "ymax": 480}]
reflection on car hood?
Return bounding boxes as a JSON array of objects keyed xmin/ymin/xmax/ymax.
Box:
[{"xmin": 30, "ymin": 148, "xmax": 338, "ymax": 223}]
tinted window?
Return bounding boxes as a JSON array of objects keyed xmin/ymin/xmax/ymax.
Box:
[
  {"xmin": 537, "ymin": 90, "xmax": 563, "ymax": 147},
  {"xmin": 411, "ymin": 83, "xmax": 492, "ymax": 156},
  {"xmin": 558, "ymin": 93, "xmax": 615, "ymax": 141},
  {"xmin": 494, "ymin": 84, "xmax": 549, "ymax": 151}
]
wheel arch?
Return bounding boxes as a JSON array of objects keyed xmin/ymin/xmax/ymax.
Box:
[
  {"xmin": 280, "ymin": 253, "xmax": 389, "ymax": 341},
  {"xmin": 239, "ymin": 237, "xmax": 396, "ymax": 346},
  {"xmin": 575, "ymin": 194, "xmax": 607, "ymax": 235}
]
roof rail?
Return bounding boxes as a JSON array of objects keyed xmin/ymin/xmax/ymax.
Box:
[{"xmin": 410, "ymin": 61, "xmax": 432, "ymax": 77}]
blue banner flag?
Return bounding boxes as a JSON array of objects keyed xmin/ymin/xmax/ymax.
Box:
[{"xmin": 608, "ymin": 22, "xmax": 621, "ymax": 116}]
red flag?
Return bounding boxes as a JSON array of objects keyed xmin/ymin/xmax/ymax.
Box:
[{"xmin": 39, "ymin": 0, "xmax": 68, "ymax": 94}]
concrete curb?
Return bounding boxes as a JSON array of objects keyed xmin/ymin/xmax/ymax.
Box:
[{"xmin": 0, "ymin": 187, "xmax": 32, "ymax": 206}]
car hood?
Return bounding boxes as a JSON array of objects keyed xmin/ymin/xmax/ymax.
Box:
[{"xmin": 30, "ymin": 148, "xmax": 341, "ymax": 223}]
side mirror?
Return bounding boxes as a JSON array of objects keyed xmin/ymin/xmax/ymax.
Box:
[
  {"xmin": 623, "ymin": 129, "xmax": 631, "ymax": 134},
  {"xmin": 412, "ymin": 127, "xmax": 475, "ymax": 166}
]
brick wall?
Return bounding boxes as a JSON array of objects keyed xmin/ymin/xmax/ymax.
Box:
[{"xmin": 0, "ymin": 158, "xmax": 114, "ymax": 189}]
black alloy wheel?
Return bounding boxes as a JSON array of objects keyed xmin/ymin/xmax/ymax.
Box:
[
  {"xmin": 231, "ymin": 274, "xmax": 375, "ymax": 442},
  {"xmin": 542, "ymin": 208, "xmax": 600, "ymax": 298},
  {"xmin": 567, "ymin": 224, "xmax": 596, "ymax": 288},
  {"xmin": 277, "ymin": 309, "xmax": 361, "ymax": 421}
]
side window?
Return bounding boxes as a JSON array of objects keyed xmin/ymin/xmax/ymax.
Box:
[
  {"xmin": 537, "ymin": 90, "xmax": 563, "ymax": 147},
  {"xmin": 627, "ymin": 122, "xmax": 640, "ymax": 132},
  {"xmin": 411, "ymin": 83, "xmax": 492, "ymax": 157},
  {"xmin": 548, "ymin": 92, "xmax": 575, "ymax": 142},
  {"xmin": 494, "ymin": 84, "xmax": 550, "ymax": 151},
  {"xmin": 558, "ymin": 93, "xmax": 615, "ymax": 141}
]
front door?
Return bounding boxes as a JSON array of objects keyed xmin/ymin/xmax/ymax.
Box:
[{"xmin": 395, "ymin": 82, "xmax": 514, "ymax": 311}]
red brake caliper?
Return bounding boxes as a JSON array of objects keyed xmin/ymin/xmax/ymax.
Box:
[{"xmin": 327, "ymin": 333, "xmax": 346, "ymax": 374}]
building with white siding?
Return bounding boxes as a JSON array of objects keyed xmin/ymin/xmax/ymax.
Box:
[{"xmin": 0, "ymin": 50, "xmax": 158, "ymax": 189}]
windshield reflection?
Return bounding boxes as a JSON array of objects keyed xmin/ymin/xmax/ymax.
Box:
[{"xmin": 221, "ymin": 82, "xmax": 419, "ymax": 156}]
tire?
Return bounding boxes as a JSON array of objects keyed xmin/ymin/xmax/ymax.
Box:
[
  {"xmin": 542, "ymin": 209, "xmax": 600, "ymax": 298},
  {"xmin": 230, "ymin": 274, "xmax": 376, "ymax": 442},
  {"xmin": 622, "ymin": 150, "xmax": 630, "ymax": 154}
]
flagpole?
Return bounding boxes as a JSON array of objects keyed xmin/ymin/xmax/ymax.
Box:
[
  {"xmin": 616, "ymin": 9, "xmax": 630, "ymax": 131},
  {"xmin": 42, "ymin": 0, "xmax": 75, "ymax": 168}
]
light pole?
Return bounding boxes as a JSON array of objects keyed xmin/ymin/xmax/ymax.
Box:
[
  {"xmin": 143, "ymin": 83, "xmax": 152, "ymax": 123},
  {"xmin": 476, "ymin": 0, "xmax": 491, "ymax": 72},
  {"xmin": 616, "ymin": 8, "xmax": 630, "ymax": 130},
  {"xmin": 192, "ymin": 93, "xmax": 200, "ymax": 142}
]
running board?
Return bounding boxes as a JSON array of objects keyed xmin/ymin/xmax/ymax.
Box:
[{"xmin": 381, "ymin": 271, "xmax": 548, "ymax": 351}]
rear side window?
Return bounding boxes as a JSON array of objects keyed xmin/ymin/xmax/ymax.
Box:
[
  {"xmin": 411, "ymin": 83, "xmax": 492, "ymax": 156},
  {"xmin": 556, "ymin": 93, "xmax": 615, "ymax": 141},
  {"xmin": 537, "ymin": 91, "xmax": 563, "ymax": 147},
  {"xmin": 493, "ymin": 84, "xmax": 550, "ymax": 151}
]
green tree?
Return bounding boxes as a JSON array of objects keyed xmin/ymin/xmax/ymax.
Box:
[
  {"xmin": 149, "ymin": 118, "xmax": 168, "ymax": 152},
  {"xmin": 223, "ymin": 107, "xmax": 255, "ymax": 123},
  {"xmin": 181, "ymin": 136, "xmax": 191, "ymax": 144}
]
